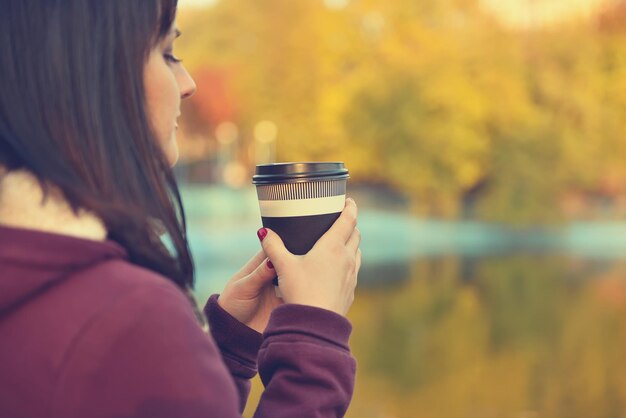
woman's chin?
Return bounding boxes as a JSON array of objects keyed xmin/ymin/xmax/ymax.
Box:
[{"xmin": 165, "ymin": 138, "xmax": 179, "ymax": 167}]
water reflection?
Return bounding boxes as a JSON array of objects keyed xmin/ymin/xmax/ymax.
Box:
[{"xmin": 348, "ymin": 255, "xmax": 626, "ymax": 418}]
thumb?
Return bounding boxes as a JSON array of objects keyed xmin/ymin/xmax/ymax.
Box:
[{"xmin": 257, "ymin": 227, "xmax": 291, "ymax": 269}]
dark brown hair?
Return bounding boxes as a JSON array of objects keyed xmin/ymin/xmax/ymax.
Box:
[{"xmin": 0, "ymin": 0, "xmax": 194, "ymax": 288}]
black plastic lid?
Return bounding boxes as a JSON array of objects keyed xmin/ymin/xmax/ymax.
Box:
[{"xmin": 252, "ymin": 162, "xmax": 349, "ymax": 184}]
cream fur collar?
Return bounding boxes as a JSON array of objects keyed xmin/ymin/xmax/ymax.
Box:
[{"xmin": 0, "ymin": 168, "xmax": 107, "ymax": 241}]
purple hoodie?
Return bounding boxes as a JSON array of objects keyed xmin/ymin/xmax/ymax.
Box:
[{"xmin": 0, "ymin": 225, "xmax": 356, "ymax": 417}]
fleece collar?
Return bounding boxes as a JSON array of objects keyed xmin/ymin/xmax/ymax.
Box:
[{"xmin": 0, "ymin": 168, "xmax": 107, "ymax": 241}]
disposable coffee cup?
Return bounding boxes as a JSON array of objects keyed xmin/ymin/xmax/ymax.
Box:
[{"xmin": 253, "ymin": 162, "xmax": 349, "ymax": 290}]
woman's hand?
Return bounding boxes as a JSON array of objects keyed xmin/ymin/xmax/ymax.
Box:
[
  {"xmin": 217, "ymin": 250, "xmax": 283, "ymax": 333},
  {"xmin": 258, "ymin": 198, "xmax": 361, "ymax": 316}
]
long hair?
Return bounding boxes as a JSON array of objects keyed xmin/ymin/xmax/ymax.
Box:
[{"xmin": 0, "ymin": 0, "xmax": 195, "ymax": 289}]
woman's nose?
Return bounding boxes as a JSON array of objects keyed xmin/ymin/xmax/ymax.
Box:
[{"xmin": 179, "ymin": 66, "xmax": 196, "ymax": 99}]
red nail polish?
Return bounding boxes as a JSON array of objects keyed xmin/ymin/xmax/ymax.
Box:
[
  {"xmin": 257, "ymin": 228, "xmax": 268, "ymax": 241},
  {"xmin": 267, "ymin": 259, "xmax": 274, "ymax": 269}
]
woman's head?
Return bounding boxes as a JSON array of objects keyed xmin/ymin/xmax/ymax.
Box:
[{"xmin": 0, "ymin": 0, "xmax": 197, "ymax": 288}]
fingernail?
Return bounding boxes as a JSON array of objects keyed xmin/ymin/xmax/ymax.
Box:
[
  {"xmin": 257, "ymin": 228, "xmax": 268, "ymax": 242},
  {"xmin": 267, "ymin": 259, "xmax": 274, "ymax": 269}
]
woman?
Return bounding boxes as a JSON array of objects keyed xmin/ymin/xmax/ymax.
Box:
[{"xmin": 0, "ymin": 1, "xmax": 361, "ymax": 417}]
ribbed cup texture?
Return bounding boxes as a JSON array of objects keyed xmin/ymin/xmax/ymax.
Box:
[{"xmin": 255, "ymin": 179, "xmax": 347, "ymax": 201}]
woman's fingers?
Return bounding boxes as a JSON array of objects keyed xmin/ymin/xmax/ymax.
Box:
[
  {"xmin": 245, "ymin": 257, "xmax": 276, "ymax": 287},
  {"xmin": 355, "ymin": 249, "xmax": 362, "ymax": 284},
  {"xmin": 319, "ymin": 198, "xmax": 358, "ymax": 246},
  {"xmin": 258, "ymin": 227, "xmax": 291, "ymax": 270},
  {"xmin": 346, "ymin": 227, "xmax": 361, "ymax": 254}
]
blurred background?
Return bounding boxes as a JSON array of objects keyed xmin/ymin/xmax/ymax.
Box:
[{"xmin": 174, "ymin": 0, "xmax": 626, "ymax": 416}]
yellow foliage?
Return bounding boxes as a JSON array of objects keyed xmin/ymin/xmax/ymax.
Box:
[{"xmin": 177, "ymin": 0, "xmax": 626, "ymax": 224}]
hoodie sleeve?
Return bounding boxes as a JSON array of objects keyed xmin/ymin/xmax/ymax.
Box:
[
  {"xmin": 204, "ymin": 294, "xmax": 263, "ymax": 412},
  {"xmin": 254, "ymin": 304, "xmax": 356, "ymax": 418},
  {"xmin": 205, "ymin": 296, "xmax": 357, "ymax": 418}
]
